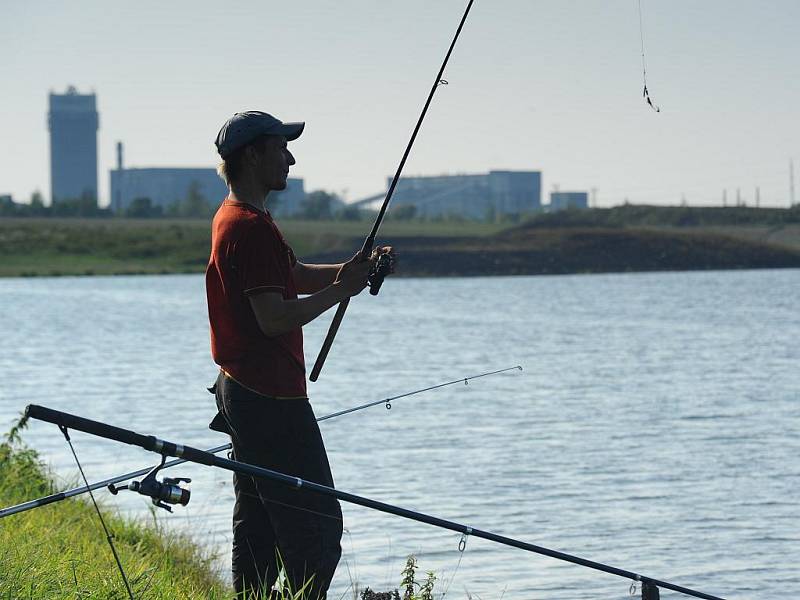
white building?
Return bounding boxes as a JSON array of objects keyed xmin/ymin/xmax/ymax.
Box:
[{"xmin": 354, "ymin": 170, "xmax": 542, "ymax": 219}]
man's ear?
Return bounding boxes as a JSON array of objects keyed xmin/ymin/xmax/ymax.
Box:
[{"xmin": 244, "ymin": 145, "xmax": 256, "ymax": 166}]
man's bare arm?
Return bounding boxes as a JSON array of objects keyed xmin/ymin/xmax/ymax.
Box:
[
  {"xmin": 293, "ymin": 246, "xmax": 396, "ymax": 295},
  {"xmin": 292, "ymin": 261, "xmax": 342, "ymax": 295},
  {"xmin": 251, "ymin": 254, "xmax": 371, "ymax": 337}
]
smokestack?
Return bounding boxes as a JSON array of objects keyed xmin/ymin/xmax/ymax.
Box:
[
  {"xmin": 116, "ymin": 141, "xmax": 124, "ymax": 171},
  {"xmin": 114, "ymin": 141, "xmax": 124, "ymax": 214}
]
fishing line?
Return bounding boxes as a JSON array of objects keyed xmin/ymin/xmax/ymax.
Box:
[
  {"xmin": 638, "ymin": 0, "xmax": 660, "ymax": 112},
  {"xmin": 440, "ymin": 530, "xmax": 469, "ymax": 598},
  {"xmin": 59, "ymin": 425, "xmax": 135, "ymax": 600}
]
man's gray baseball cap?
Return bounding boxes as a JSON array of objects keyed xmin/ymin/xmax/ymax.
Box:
[{"xmin": 215, "ymin": 111, "xmax": 304, "ymax": 159}]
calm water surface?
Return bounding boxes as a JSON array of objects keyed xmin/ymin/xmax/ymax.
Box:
[{"xmin": 1, "ymin": 270, "xmax": 798, "ymax": 599}]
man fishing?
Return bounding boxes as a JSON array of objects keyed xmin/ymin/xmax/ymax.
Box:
[{"xmin": 206, "ymin": 110, "xmax": 393, "ymax": 599}]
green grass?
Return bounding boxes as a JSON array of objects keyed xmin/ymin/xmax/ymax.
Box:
[
  {"xmin": 3, "ymin": 209, "xmax": 800, "ymax": 278},
  {"xmin": 0, "ymin": 439, "xmax": 231, "ymax": 599},
  {"xmin": 0, "ymin": 437, "xmax": 446, "ymax": 600},
  {"xmin": 0, "ymin": 218, "xmax": 505, "ymax": 278}
]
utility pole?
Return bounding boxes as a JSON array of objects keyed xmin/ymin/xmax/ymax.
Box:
[
  {"xmin": 755, "ymin": 186, "xmax": 760, "ymax": 208},
  {"xmin": 736, "ymin": 188, "xmax": 742, "ymax": 207},
  {"xmin": 590, "ymin": 187, "xmax": 597, "ymax": 208},
  {"xmin": 791, "ymin": 159, "xmax": 796, "ymax": 207}
]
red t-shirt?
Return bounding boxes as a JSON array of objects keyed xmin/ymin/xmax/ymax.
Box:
[{"xmin": 205, "ymin": 198, "xmax": 307, "ymax": 398}]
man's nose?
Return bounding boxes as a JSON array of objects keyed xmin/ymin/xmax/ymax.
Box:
[{"xmin": 287, "ymin": 151, "xmax": 296, "ymax": 166}]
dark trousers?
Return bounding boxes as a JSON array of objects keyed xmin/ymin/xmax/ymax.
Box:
[{"xmin": 211, "ymin": 372, "xmax": 343, "ymax": 599}]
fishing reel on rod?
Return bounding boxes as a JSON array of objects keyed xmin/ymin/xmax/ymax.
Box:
[
  {"xmin": 108, "ymin": 455, "xmax": 190, "ymax": 512},
  {"xmin": 368, "ymin": 251, "xmax": 393, "ymax": 296}
]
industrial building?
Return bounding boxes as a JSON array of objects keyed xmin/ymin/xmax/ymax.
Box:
[
  {"xmin": 549, "ymin": 191, "xmax": 589, "ymax": 210},
  {"xmin": 44, "ymin": 89, "xmax": 577, "ymax": 217},
  {"xmin": 354, "ymin": 170, "xmax": 542, "ymax": 219},
  {"xmin": 48, "ymin": 86, "xmax": 99, "ymax": 204},
  {"xmin": 109, "ymin": 143, "xmax": 306, "ymax": 216}
]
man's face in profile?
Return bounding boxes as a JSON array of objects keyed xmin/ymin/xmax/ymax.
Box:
[{"xmin": 257, "ymin": 135, "xmax": 295, "ymax": 192}]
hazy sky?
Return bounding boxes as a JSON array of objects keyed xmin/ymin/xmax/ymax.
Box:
[{"xmin": 2, "ymin": 1, "xmax": 799, "ymax": 208}]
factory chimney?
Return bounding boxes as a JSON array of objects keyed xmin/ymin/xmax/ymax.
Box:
[
  {"xmin": 114, "ymin": 141, "xmax": 124, "ymax": 213},
  {"xmin": 116, "ymin": 141, "xmax": 124, "ymax": 171}
]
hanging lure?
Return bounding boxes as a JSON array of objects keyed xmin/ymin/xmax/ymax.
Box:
[{"xmin": 638, "ymin": 0, "xmax": 660, "ymax": 112}]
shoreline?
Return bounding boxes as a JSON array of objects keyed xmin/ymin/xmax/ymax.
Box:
[
  {"xmin": 4, "ymin": 262, "xmax": 800, "ymax": 280},
  {"xmin": 3, "ymin": 214, "xmax": 800, "ymax": 279},
  {"xmin": 0, "ymin": 440, "xmax": 230, "ymax": 598}
]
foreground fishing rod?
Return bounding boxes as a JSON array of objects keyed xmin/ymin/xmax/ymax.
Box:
[
  {"xmin": 25, "ymin": 405, "xmax": 727, "ymax": 600},
  {"xmin": 309, "ymin": 0, "xmax": 476, "ymax": 382},
  {"xmin": 1, "ymin": 366, "xmax": 520, "ymax": 520}
]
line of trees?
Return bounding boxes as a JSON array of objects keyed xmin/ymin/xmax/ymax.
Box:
[
  {"xmin": 0, "ymin": 191, "xmax": 110, "ymax": 218},
  {"xmin": 1, "ymin": 186, "xmax": 530, "ymax": 223},
  {"xmin": 0, "ymin": 189, "xmax": 559, "ymax": 223},
  {"xmin": 0, "ymin": 183, "xmax": 215, "ymax": 219}
]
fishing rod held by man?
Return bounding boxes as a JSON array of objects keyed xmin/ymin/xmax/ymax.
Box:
[{"xmin": 309, "ymin": 0, "xmax": 477, "ymax": 382}]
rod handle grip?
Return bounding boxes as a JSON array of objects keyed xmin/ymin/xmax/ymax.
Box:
[{"xmin": 25, "ymin": 404, "xmax": 156, "ymax": 450}]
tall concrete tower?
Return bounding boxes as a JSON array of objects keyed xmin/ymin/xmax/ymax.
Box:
[{"xmin": 48, "ymin": 86, "xmax": 99, "ymax": 204}]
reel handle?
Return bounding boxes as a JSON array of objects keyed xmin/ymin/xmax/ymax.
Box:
[{"xmin": 368, "ymin": 252, "xmax": 393, "ymax": 296}]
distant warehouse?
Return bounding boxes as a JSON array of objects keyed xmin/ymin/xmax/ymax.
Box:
[
  {"xmin": 549, "ymin": 191, "xmax": 588, "ymax": 211},
  {"xmin": 110, "ymin": 167, "xmax": 227, "ymax": 213},
  {"xmin": 110, "ymin": 145, "xmax": 306, "ymax": 216},
  {"xmin": 354, "ymin": 170, "xmax": 541, "ymax": 219}
]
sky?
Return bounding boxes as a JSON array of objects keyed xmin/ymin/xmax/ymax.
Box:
[{"xmin": 1, "ymin": 0, "xmax": 799, "ymax": 208}]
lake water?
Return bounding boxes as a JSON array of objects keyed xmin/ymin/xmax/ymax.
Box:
[{"xmin": 0, "ymin": 270, "xmax": 798, "ymax": 599}]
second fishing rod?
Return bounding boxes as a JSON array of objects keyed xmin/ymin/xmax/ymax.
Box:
[
  {"xmin": 26, "ymin": 402, "xmax": 728, "ymax": 600},
  {"xmin": 0, "ymin": 365, "xmax": 521, "ymax": 520}
]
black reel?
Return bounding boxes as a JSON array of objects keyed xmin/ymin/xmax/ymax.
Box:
[
  {"xmin": 368, "ymin": 252, "xmax": 393, "ymax": 296},
  {"xmin": 108, "ymin": 455, "xmax": 191, "ymax": 513}
]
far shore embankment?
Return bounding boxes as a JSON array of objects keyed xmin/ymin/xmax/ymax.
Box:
[{"xmin": 2, "ymin": 206, "xmax": 800, "ymax": 278}]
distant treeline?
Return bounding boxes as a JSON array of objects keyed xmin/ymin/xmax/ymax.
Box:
[
  {"xmin": 0, "ymin": 186, "xmax": 235, "ymax": 219},
  {"xmin": 0, "ymin": 188, "xmax": 374, "ymax": 221},
  {"xmin": 0, "ymin": 191, "xmax": 109, "ymax": 218},
  {"xmin": 3, "ymin": 190, "xmax": 800, "ymax": 227},
  {"xmin": 0, "ymin": 189, "xmax": 487, "ymax": 223}
]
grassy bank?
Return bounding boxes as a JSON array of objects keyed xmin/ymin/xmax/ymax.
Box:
[
  {"xmin": 0, "ymin": 439, "xmax": 230, "ymax": 599},
  {"xmin": 0, "ymin": 218, "xmax": 504, "ymax": 277},
  {"xmin": 0, "ymin": 438, "xmax": 441, "ymax": 599},
  {"xmin": 2, "ymin": 209, "xmax": 800, "ymax": 278}
]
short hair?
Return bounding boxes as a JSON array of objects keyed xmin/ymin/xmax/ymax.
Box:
[{"xmin": 216, "ymin": 135, "xmax": 272, "ymax": 186}]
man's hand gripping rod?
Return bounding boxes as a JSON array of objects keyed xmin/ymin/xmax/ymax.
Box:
[{"xmin": 309, "ymin": 0, "xmax": 476, "ymax": 382}]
